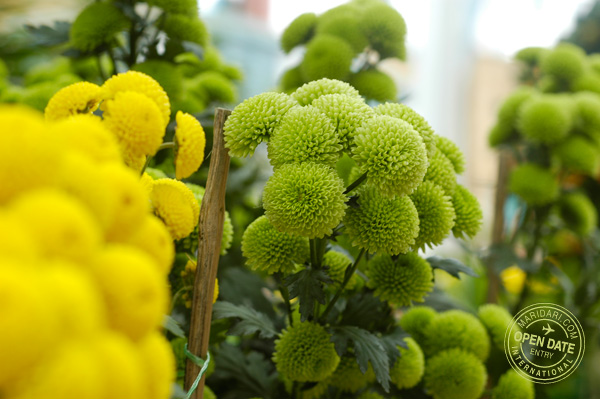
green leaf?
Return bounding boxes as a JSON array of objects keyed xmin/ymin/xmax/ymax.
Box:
[
  {"xmin": 285, "ymin": 267, "xmax": 332, "ymax": 322},
  {"xmin": 25, "ymin": 21, "xmax": 70, "ymax": 47},
  {"xmin": 427, "ymin": 256, "xmax": 479, "ymax": 279},
  {"xmin": 379, "ymin": 327, "xmax": 409, "ymax": 365},
  {"xmin": 212, "ymin": 301, "xmax": 277, "ymax": 339},
  {"xmin": 163, "ymin": 315, "xmax": 186, "ymax": 338},
  {"xmin": 340, "ymin": 291, "xmax": 394, "ymax": 331},
  {"xmin": 330, "ymin": 326, "xmax": 391, "ymax": 392}
]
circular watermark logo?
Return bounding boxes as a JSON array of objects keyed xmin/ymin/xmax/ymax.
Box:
[{"xmin": 504, "ymin": 303, "xmax": 585, "ymax": 384}]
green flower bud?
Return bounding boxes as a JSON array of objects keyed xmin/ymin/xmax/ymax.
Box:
[
  {"xmin": 162, "ymin": 15, "xmax": 208, "ymax": 46},
  {"xmin": 268, "ymin": 106, "xmax": 341, "ymax": 169},
  {"xmin": 224, "ymin": 92, "xmax": 297, "ymax": 157},
  {"xmin": 344, "ymin": 185, "xmax": 419, "ymax": 255},
  {"xmin": 424, "ymin": 310, "xmax": 490, "ymax": 361},
  {"xmin": 329, "ymin": 355, "xmax": 374, "ymax": 392},
  {"xmin": 509, "ymin": 163, "xmax": 559, "ymax": 206},
  {"xmin": 435, "ymin": 135, "xmax": 465, "ymax": 174},
  {"xmin": 316, "ymin": 11, "xmax": 367, "ymax": 54},
  {"xmin": 263, "ymin": 162, "xmax": 347, "ymax": 238},
  {"xmin": 424, "ymin": 149, "xmax": 457, "ymax": 196},
  {"xmin": 322, "ymin": 251, "xmax": 360, "ymax": 290},
  {"xmin": 517, "ymin": 95, "xmax": 572, "ymax": 144},
  {"xmin": 148, "ymin": 0, "xmax": 198, "ymax": 14},
  {"xmin": 298, "ymin": 380, "xmax": 328, "ymax": 399},
  {"xmin": 357, "ymin": 391, "xmax": 384, "ymax": 399},
  {"xmin": 553, "ymin": 135, "xmax": 600, "ymax": 176},
  {"xmin": 451, "ymin": 184, "xmax": 483, "ymax": 240},
  {"xmin": 488, "ymin": 122, "xmax": 514, "ymax": 148},
  {"xmin": 293, "ymin": 78, "xmax": 360, "ymax": 106},
  {"xmin": 133, "ymin": 60, "xmax": 184, "ymax": 100},
  {"xmin": 399, "ymin": 306, "xmax": 436, "ymax": 345},
  {"xmin": 478, "ymin": 304, "xmax": 513, "ymax": 351},
  {"xmin": 273, "ymin": 321, "xmax": 340, "ymax": 382},
  {"xmin": 514, "ymin": 46, "xmax": 546, "ymax": 66},
  {"xmin": 390, "ymin": 337, "xmax": 425, "ymax": 389},
  {"xmin": 574, "ymin": 92, "xmax": 600, "ymax": 132},
  {"xmin": 572, "ymin": 73, "xmax": 600, "ymax": 94},
  {"xmin": 498, "ymin": 87, "xmax": 538, "ymax": 128},
  {"xmin": 190, "ymin": 71, "xmax": 237, "ymax": 104},
  {"xmin": 366, "ymin": 253, "xmax": 434, "ymax": 306},
  {"xmin": 492, "ymin": 369, "xmax": 534, "ymax": 399},
  {"xmin": 540, "ymin": 43, "xmax": 586, "ymax": 83},
  {"xmin": 349, "ymin": 70, "xmax": 397, "ymax": 103},
  {"xmin": 281, "ymin": 13, "xmax": 318, "ymax": 53},
  {"xmin": 558, "ymin": 191, "xmax": 598, "ymax": 236},
  {"xmin": 353, "ymin": 115, "xmax": 428, "ymax": 197},
  {"xmin": 359, "ymin": 3, "xmax": 407, "ymax": 60},
  {"xmin": 280, "ymin": 66, "xmax": 305, "ymax": 93},
  {"xmin": 301, "ymin": 35, "xmax": 354, "ymax": 81},
  {"xmin": 241, "ymin": 216, "xmax": 309, "ymax": 274},
  {"xmin": 70, "ymin": 3, "xmax": 129, "ymax": 51},
  {"xmin": 424, "ymin": 349, "xmax": 487, "ymax": 399},
  {"xmin": 312, "ymin": 94, "xmax": 374, "ymax": 150},
  {"xmin": 410, "ymin": 181, "xmax": 456, "ymax": 250}
]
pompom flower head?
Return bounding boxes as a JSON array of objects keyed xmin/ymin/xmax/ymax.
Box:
[
  {"xmin": 540, "ymin": 43, "xmax": 586, "ymax": 83},
  {"xmin": 349, "ymin": 70, "xmax": 397, "ymax": 103},
  {"xmin": 492, "ymin": 369, "xmax": 534, "ymax": 399},
  {"xmin": 148, "ymin": 0, "xmax": 198, "ymax": 15},
  {"xmin": 410, "ymin": 181, "xmax": 456, "ymax": 250},
  {"xmin": 127, "ymin": 215, "xmax": 175, "ymax": 274},
  {"xmin": 435, "ymin": 135, "xmax": 465, "ymax": 174},
  {"xmin": 424, "ymin": 348, "xmax": 487, "ymax": 399},
  {"xmin": 478, "ymin": 304, "xmax": 514, "ymax": 351},
  {"xmin": 553, "ymin": 135, "xmax": 600, "ymax": 176},
  {"xmin": 424, "ymin": 149, "xmax": 457, "ymax": 196},
  {"xmin": 374, "ymin": 102, "xmax": 436, "ymax": 159},
  {"xmin": 352, "ymin": 115, "xmax": 428, "ymax": 197},
  {"xmin": 495, "ymin": 87, "xmax": 537, "ymax": 132},
  {"xmin": 262, "ymin": 162, "xmax": 347, "ymax": 238},
  {"xmin": 558, "ymin": 191, "xmax": 598, "ymax": 236},
  {"xmin": 281, "ymin": 13, "xmax": 317, "ymax": 53},
  {"xmin": 574, "ymin": 91, "xmax": 600, "ymax": 131},
  {"xmin": 241, "ymin": 215, "xmax": 310, "ymax": 274},
  {"xmin": 423, "ymin": 310, "xmax": 490, "ymax": 361},
  {"xmin": 44, "ymin": 82, "xmax": 101, "ymax": 122},
  {"xmin": 316, "ymin": 9, "xmax": 367, "ymax": 54},
  {"xmin": 366, "ymin": 253, "xmax": 434, "ymax": 306},
  {"xmin": 359, "ymin": 3, "xmax": 407, "ymax": 59},
  {"xmin": 311, "ymin": 93, "xmax": 374, "ymax": 150},
  {"xmin": 133, "ymin": 60, "xmax": 184, "ymax": 100},
  {"xmin": 293, "ymin": 78, "xmax": 360, "ymax": 106},
  {"xmin": 390, "ymin": 337, "xmax": 425, "ymax": 390},
  {"xmin": 175, "ymin": 111, "xmax": 206, "ymax": 179},
  {"xmin": 517, "ymin": 95, "xmax": 572, "ymax": 144},
  {"xmin": 451, "ymin": 184, "xmax": 483, "ymax": 239},
  {"xmin": 322, "ymin": 250, "xmax": 361, "ymax": 290},
  {"xmin": 150, "ymin": 178, "xmax": 200, "ymax": 240},
  {"xmin": 329, "ymin": 355, "xmax": 374, "ymax": 392},
  {"xmin": 268, "ymin": 105, "xmax": 341, "ymax": 168},
  {"xmin": 344, "ymin": 185, "xmax": 420, "ymax": 255},
  {"xmin": 399, "ymin": 306, "xmax": 436, "ymax": 345},
  {"xmin": 70, "ymin": 2, "xmax": 129, "ymax": 51},
  {"xmin": 280, "ymin": 66, "xmax": 305, "ymax": 93},
  {"xmin": 301, "ymin": 35, "xmax": 354, "ymax": 81},
  {"xmin": 162, "ymin": 14, "xmax": 208, "ymax": 46},
  {"xmin": 138, "ymin": 332, "xmax": 177, "ymax": 399},
  {"xmin": 509, "ymin": 163, "xmax": 559, "ymax": 206},
  {"xmin": 273, "ymin": 321, "xmax": 340, "ymax": 382},
  {"xmin": 223, "ymin": 92, "xmax": 297, "ymax": 157}
]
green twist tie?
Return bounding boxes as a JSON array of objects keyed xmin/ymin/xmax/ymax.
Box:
[{"xmin": 184, "ymin": 343, "xmax": 211, "ymax": 399}]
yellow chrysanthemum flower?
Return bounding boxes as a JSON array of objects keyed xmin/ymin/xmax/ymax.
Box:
[
  {"xmin": 44, "ymin": 81, "xmax": 102, "ymax": 122},
  {"xmin": 137, "ymin": 332, "xmax": 176, "ymax": 399},
  {"xmin": 49, "ymin": 114, "xmax": 122, "ymax": 164},
  {"xmin": 127, "ymin": 215, "xmax": 175, "ymax": 274},
  {"xmin": 150, "ymin": 178, "xmax": 200, "ymax": 240},
  {"xmin": 174, "ymin": 111, "xmax": 206, "ymax": 179},
  {"xmin": 10, "ymin": 189, "xmax": 102, "ymax": 264},
  {"xmin": 0, "ymin": 213, "xmax": 40, "ymax": 260},
  {"xmin": 184, "ymin": 259, "xmax": 219, "ymax": 304},
  {"xmin": 140, "ymin": 173, "xmax": 154, "ymax": 197},
  {"xmin": 91, "ymin": 245, "xmax": 168, "ymax": 341},
  {"xmin": 101, "ymin": 71, "xmax": 171, "ymax": 128},
  {"xmin": 500, "ymin": 265, "xmax": 526, "ymax": 295},
  {"xmin": 122, "ymin": 150, "xmax": 147, "ymax": 173},
  {"xmin": 103, "ymin": 91, "xmax": 165, "ymax": 157},
  {"xmin": 100, "ymin": 163, "xmax": 149, "ymax": 242}
]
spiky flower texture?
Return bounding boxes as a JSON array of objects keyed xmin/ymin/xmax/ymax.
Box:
[
  {"xmin": 410, "ymin": 181, "xmax": 456, "ymax": 250},
  {"xmin": 451, "ymin": 184, "xmax": 483, "ymax": 239},
  {"xmin": 293, "ymin": 78, "xmax": 360, "ymax": 106},
  {"xmin": 390, "ymin": 337, "xmax": 425, "ymax": 389},
  {"xmin": 509, "ymin": 163, "xmax": 559, "ymax": 206},
  {"xmin": 174, "ymin": 111, "xmax": 206, "ymax": 179},
  {"xmin": 492, "ymin": 369, "xmax": 535, "ymax": 399},
  {"xmin": 301, "ymin": 35, "xmax": 354, "ymax": 82},
  {"xmin": 424, "ymin": 349, "xmax": 487, "ymax": 399},
  {"xmin": 281, "ymin": 13, "xmax": 317, "ymax": 53}
]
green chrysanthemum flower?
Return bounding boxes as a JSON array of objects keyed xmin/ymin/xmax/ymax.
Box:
[
  {"xmin": 374, "ymin": 103, "xmax": 436, "ymax": 159},
  {"xmin": 558, "ymin": 191, "xmax": 598, "ymax": 236},
  {"xmin": 293, "ymin": 78, "xmax": 361, "ymax": 106},
  {"xmin": 133, "ymin": 60, "xmax": 183, "ymax": 100},
  {"xmin": 298, "ymin": 380, "xmax": 328, "ymax": 399},
  {"xmin": 322, "ymin": 251, "xmax": 360, "ymax": 290},
  {"xmin": 423, "ymin": 310, "xmax": 490, "ymax": 361},
  {"xmin": 451, "ymin": 184, "xmax": 483, "ymax": 239},
  {"xmin": 329, "ymin": 355, "xmax": 374, "ymax": 392},
  {"xmin": 336, "ymin": 153, "xmax": 357, "ymax": 185},
  {"xmin": 590, "ymin": 54, "xmax": 600, "ymax": 74},
  {"xmin": 424, "ymin": 149, "xmax": 457, "ymax": 196},
  {"xmin": 312, "ymin": 94, "xmax": 374, "ymax": 150},
  {"xmin": 352, "ymin": 115, "xmax": 428, "ymax": 197},
  {"xmin": 301, "ymin": 35, "xmax": 354, "ymax": 82},
  {"xmin": 70, "ymin": 3, "xmax": 129, "ymax": 51},
  {"xmin": 435, "ymin": 135, "xmax": 465, "ymax": 174},
  {"xmin": 574, "ymin": 92, "xmax": 600, "ymax": 132},
  {"xmin": 349, "ymin": 70, "xmax": 397, "ymax": 103},
  {"xmin": 424, "ymin": 349, "xmax": 487, "ymax": 399},
  {"xmin": 344, "ymin": 185, "xmax": 419, "ymax": 255},
  {"xmin": 191, "ymin": 71, "xmax": 237, "ymax": 104},
  {"xmin": 478, "ymin": 304, "xmax": 513, "ymax": 351},
  {"xmin": 241, "ymin": 216, "xmax": 309, "ymax": 274},
  {"xmin": 268, "ymin": 105, "xmax": 342, "ymax": 168},
  {"xmin": 540, "ymin": 43, "xmax": 586, "ymax": 83},
  {"xmin": 514, "ymin": 46, "xmax": 546, "ymax": 66},
  {"xmin": 281, "ymin": 13, "xmax": 318, "ymax": 53},
  {"xmin": 509, "ymin": 163, "xmax": 559, "ymax": 206},
  {"xmin": 224, "ymin": 92, "xmax": 297, "ymax": 157},
  {"xmin": 498, "ymin": 87, "xmax": 538, "ymax": 127},
  {"xmin": 492, "ymin": 369, "xmax": 535, "ymax": 399},
  {"xmin": 399, "ymin": 306, "xmax": 437, "ymax": 345},
  {"xmin": 273, "ymin": 321, "xmax": 340, "ymax": 382},
  {"xmin": 280, "ymin": 66, "xmax": 305, "ymax": 93},
  {"xmin": 148, "ymin": 0, "xmax": 197, "ymax": 14},
  {"xmin": 357, "ymin": 391, "xmax": 384, "ymax": 399},
  {"xmin": 162, "ymin": 14, "xmax": 208, "ymax": 46},
  {"xmin": 410, "ymin": 181, "xmax": 456, "ymax": 250},
  {"xmin": 263, "ymin": 162, "xmax": 347, "ymax": 238},
  {"xmin": 366, "ymin": 253, "xmax": 433, "ymax": 306},
  {"xmin": 316, "ymin": 11, "xmax": 367, "ymax": 54},
  {"xmin": 517, "ymin": 95, "xmax": 572, "ymax": 144},
  {"xmin": 390, "ymin": 337, "xmax": 425, "ymax": 390},
  {"xmin": 359, "ymin": 3, "xmax": 407, "ymax": 59},
  {"xmin": 488, "ymin": 122, "xmax": 514, "ymax": 148},
  {"xmin": 553, "ymin": 135, "xmax": 600, "ymax": 176},
  {"xmin": 572, "ymin": 73, "xmax": 600, "ymax": 94}
]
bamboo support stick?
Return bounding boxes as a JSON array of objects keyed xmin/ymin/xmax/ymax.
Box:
[{"xmin": 184, "ymin": 108, "xmax": 231, "ymax": 398}]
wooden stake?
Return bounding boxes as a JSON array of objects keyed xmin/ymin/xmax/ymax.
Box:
[{"xmin": 184, "ymin": 108, "xmax": 231, "ymax": 398}]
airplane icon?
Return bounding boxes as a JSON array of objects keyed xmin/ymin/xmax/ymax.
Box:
[{"xmin": 542, "ymin": 324, "xmax": 555, "ymax": 336}]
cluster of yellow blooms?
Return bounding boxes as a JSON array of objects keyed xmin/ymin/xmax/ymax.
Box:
[{"xmin": 0, "ymin": 71, "xmax": 208, "ymax": 398}]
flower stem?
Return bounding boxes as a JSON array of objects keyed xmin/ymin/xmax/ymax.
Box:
[
  {"xmin": 344, "ymin": 172, "xmax": 367, "ymax": 195},
  {"xmin": 158, "ymin": 142, "xmax": 176, "ymax": 151}
]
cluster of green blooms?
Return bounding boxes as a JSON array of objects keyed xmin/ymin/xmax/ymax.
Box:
[
  {"xmin": 399, "ymin": 305, "xmax": 534, "ymax": 399},
  {"xmin": 278, "ymin": 0, "xmax": 405, "ymax": 102}
]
